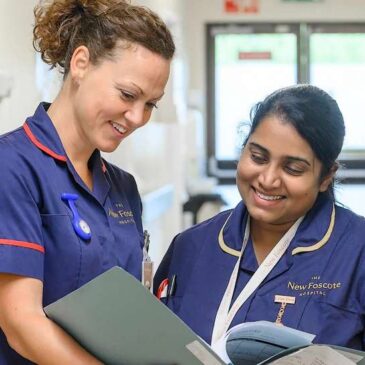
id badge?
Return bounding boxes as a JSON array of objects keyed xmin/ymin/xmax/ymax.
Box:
[{"xmin": 142, "ymin": 260, "xmax": 154, "ymax": 292}]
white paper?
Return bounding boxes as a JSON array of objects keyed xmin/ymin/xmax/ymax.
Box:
[
  {"xmin": 270, "ymin": 345, "xmax": 357, "ymax": 365},
  {"xmin": 337, "ymin": 349, "xmax": 364, "ymax": 364}
]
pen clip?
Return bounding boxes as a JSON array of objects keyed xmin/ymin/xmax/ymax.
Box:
[
  {"xmin": 142, "ymin": 230, "xmax": 153, "ymax": 291},
  {"xmin": 168, "ymin": 274, "xmax": 177, "ymax": 297},
  {"xmin": 143, "ymin": 230, "xmax": 150, "ymax": 258}
]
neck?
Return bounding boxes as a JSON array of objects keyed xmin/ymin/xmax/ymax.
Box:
[
  {"xmin": 47, "ymin": 84, "xmax": 94, "ymax": 191},
  {"xmin": 48, "ymin": 84, "xmax": 93, "ymax": 167},
  {"xmin": 250, "ymin": 219, "xmax": 294, "ymax": 264}
]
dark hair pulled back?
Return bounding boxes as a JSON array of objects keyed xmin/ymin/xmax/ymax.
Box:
[{"xmin": 245, "ymin": 84, "xmax": 345, "ymax": 199}]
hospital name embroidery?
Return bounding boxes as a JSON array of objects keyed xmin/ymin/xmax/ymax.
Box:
[
  {"xmin": 288, "ymin": 278, "xmax": 341, "ymax": 297},
  {"xmin": 108, "ymin": 204, "xmax": 135, "ymax": 225}
]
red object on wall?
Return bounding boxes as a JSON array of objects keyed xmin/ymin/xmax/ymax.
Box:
[
  {"xmin": 225, "ymin": 0, "xmax": 259, "ymax": 14},
  {"xmin": 225, "ymin": 0, "xmax": 239, "ymax": 12},
  {"xmin": 239, "ymin": 51, "xmax": 272, "ymax": 60}
]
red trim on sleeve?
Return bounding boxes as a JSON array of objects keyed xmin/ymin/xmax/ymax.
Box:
[
  {"xmin": 23, "ymin": 122, "xmax": 67, "ymax": 162},
  {"xmin": 0, "ymin": 239, "xmax": 45, "ymax": 253}
]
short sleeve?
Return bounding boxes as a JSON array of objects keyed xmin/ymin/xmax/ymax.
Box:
[{"xmin": 0, "ymin": 146, "xmax": 44, "ymax": 280}]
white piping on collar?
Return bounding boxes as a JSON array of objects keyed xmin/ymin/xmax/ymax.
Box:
[{"xmin": 218, "ymin": 204, "xmax": 335, "ymax": 257}]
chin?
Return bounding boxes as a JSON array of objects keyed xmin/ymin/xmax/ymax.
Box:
[
  {"xmin": 99, "ymin": 142, "xmax": 122, "ymax": 153},
  {"xmin": 247, "ymin": 207, "xmax": 283, "ymax": 224}
]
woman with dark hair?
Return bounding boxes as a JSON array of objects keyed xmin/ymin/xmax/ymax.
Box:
[
  {"xmin": 0, "ymin": 0, "xmax": 174, "ymax": 363},
  {"xmin": 155, "ymin": 84, "xmax": 365, "ymax": 351}
]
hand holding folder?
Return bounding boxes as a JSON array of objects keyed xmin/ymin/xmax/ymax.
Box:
[
  {"xmin": 45, "ymin": 266, "xmax": 365, "ymax": 365},
  {"xmin": 44, "ymin": 266, "xmax": 226, "ymax": 365}
]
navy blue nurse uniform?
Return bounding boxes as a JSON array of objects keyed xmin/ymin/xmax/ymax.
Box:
[
  {"xmin": 155, "ymin": 194, "xmax": 365, "ymax": 350},
  {"xmin": 0, "ymin": 103, "xmax": 144, "ymax": 364}
]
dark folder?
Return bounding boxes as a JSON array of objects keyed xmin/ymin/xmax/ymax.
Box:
[{"xmin": 44, "ymin": 266, "xmax": 226, "ymax": 365}]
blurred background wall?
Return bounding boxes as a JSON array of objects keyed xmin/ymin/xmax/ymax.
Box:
[{"xmin": 1, "ymin": 0, "xmax": 365, "ymax": 265}]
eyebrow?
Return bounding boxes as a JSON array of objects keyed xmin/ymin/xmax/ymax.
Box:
[
  {"xmin": 248, "ymin": 142, "xmax": 311, "ymax": 166},
  {"xmin": 130, "ymin": 82, "xmax": 165, "ymax": 101}
]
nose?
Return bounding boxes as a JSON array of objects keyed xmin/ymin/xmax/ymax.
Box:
[
  {"xmin": 257, "ymin": 164, "xmax": 281, "ymax": 190},
  {"xmin": 124, "ymin": 103, "xmax": 146, "ymax": 128}
]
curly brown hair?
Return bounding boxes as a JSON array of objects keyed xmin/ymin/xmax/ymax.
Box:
[{"xmin": 33, "ymin": 0, "xmax": 175, "ymax": 75}]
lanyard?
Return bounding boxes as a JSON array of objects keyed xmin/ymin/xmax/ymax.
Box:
[{"xmin": 211, "ymin": 215, "xmax": 304, "ymax": 346}]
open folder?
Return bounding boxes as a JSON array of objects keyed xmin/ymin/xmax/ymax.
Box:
[{"xmin": 44, "ymin": 266, "xmax": 226, "ymax": 365}]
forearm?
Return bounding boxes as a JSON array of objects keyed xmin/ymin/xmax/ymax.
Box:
[{"xmin": 4, "ymin": 312, "xmax": 103, "ymax": 365}]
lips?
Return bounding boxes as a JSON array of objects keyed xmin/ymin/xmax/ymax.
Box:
[
  {"xmin": 110, "ymin": 121, "xmax": 127, "ymax": 135},
  {"xmin": 254, "ymin": 188, "xmax": 285, "ymax": 201}
]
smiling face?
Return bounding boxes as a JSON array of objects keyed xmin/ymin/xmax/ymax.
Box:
[
  {"xmin": 69, "ymin": 43, "xmax": 171, "ymax": 153},
  {"xmin": 236, "ymin": 116, "xmax": 334, "ymax": 232}
]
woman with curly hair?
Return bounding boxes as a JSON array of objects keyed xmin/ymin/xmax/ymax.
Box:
[{"xmin": 0, "ymin": 0, "xmax": 174, "ymax": 363}]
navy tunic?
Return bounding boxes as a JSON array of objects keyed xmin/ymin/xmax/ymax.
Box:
[
  {"xmin": 155, "ymin": 194, "xmax": 365, "ymax": 350},
  {"xmin": 0, "ymin": 103, "xmax": 144, "ymax": 364}
]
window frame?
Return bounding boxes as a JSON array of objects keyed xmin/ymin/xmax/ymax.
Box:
[{"xmin": 206, "ymin": 22, "xmax": 365, "ymax": 184}]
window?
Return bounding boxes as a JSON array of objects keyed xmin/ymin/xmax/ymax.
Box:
[{"xmin": 207, "ymin": 23, "xmax": 365, "ymax": 182}]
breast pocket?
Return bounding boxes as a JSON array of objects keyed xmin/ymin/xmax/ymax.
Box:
[{"xmin": 299, "ymin": 298, "xmax": 363, "ymax": 348}]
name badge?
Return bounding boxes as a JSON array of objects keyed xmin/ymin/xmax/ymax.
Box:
[
  {"xmin": 142, "ymin": 261, "xmax": 154, "ymax": 292},
  {"xmin": 274, "ymin": 295, "xmax": 296, "ymax": 325},
  {"xmin": 275, "ymin": 295, "xmax": 296, "ymax": 305}
]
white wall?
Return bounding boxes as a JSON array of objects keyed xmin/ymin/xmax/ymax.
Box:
[
  {"xmin": 0, "ymin": 0, "xmax": 40, "ymax": 132},
  {"xmin": 116, "ymin": 0, "xmax": 188, "ymax": 264}
]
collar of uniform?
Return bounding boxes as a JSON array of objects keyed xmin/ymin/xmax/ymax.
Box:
[
  {"xmin": 88, "ymin": 150, "xmax": 110, "ymax": 204},
  {"xmin": 220, "ymin": 201, "xmax": 248, "ymax": 255},
  {"xmin": 263, "ymin": 195, "xmax": 335, "ymax": 281},
  {"xmin": 220, "ymin": 194, "xmax": 334, "ymax": 257},
  {"xmin": 289, "ymin": 193, "xmax": 334, "ymax": 254},
  {"xmin": 219, "ymin": 203, "xmax": 259, "ymax": 271},
  {"xmin": 23, "ymin": 102, "xmax": 67, "ymax": 162},
  {"xmin": 219, "ymin": 195, "xmax": 335, "ymax": 282}
]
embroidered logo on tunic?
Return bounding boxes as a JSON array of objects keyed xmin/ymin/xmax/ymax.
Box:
[
  {"xmin": 287, "ymin": 276, "xmax": 341, "ymax": 297},
  {"xmin": 108, "ymin": 202, "xmax": 135, "ymax": 225}
]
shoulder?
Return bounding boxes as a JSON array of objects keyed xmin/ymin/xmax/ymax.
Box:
[
  {"xmin": 0, "ymin": 124, "xmax": 54, "ymax": 168},
  {"xmin": 332, "ymin": 204, "xmax": 365, "ymax": 302},
  {"xmin": 155, "ymin": 208, "xmax": 234, "ymax": 288},
  {"xmin": 335, "ymin": 203, "xmax": 365, "ymax": 236},
  {"xmin": 172, "ymin": 208, "xmax": 233, "ymax": 252},
  {"xmin": 329, "ymin": 203, "xmax": 365, "ymax": 261},
  {"xmin": 0, "ymin": 127, "xmax": 43, "ymax": 212},
  {"xmin": 0, "ymin": 127, "xmax": 29, "ymax": 159},
  {"xmin": 0, "ymin": 127, "xmax": 38, "ymax": 181}
]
